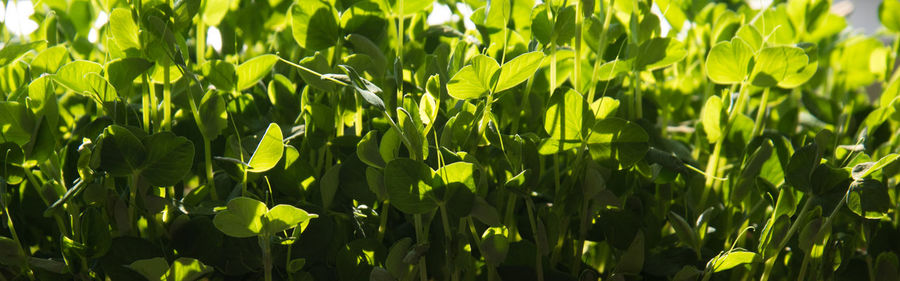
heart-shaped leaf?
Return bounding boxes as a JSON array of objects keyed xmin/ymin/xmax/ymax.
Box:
[
  {"xmin": 247, "ymin": 123, "xmax": 284, "ymax": 173},
  {"xmin": 213, "ymin": 197, "xmax": 268, "ymax": 238},
  {"xmin": 384, "ymin": 158, "xmax": 438, "ymax": 214},
  {"xmin": 706, "ymin": 39, "xmax": 754, "ymax": 84}
]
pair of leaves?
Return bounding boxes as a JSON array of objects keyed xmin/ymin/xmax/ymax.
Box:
[
  {"xmin": 706, "ymin": 39, "xmax": 816, "ymax": 88},
  {"xmin": 384, "ymin": 159, "xmax": 476, "ymax": 214},
  {"xmin": 290, "ymin": 0, "xmax": 340, "ymax": 51},
  {"xmin": 128, "ymin": 257, "xmax": 211, "ymax": 281},
  {"xmin": 98, "ymin": 125, "xmax": 195, "ymax": 186},
  {"xmin": 447, "ymin": 51, "xmax": 545, "ymax": 100},
  {"xmin": 596, "ymin": 37, "xmax": 687, "ymax": 81},
  {"xmin": 203, "ymin": 54, "xmax": 279, "ymax": 92},
  {"xmin": 213, "ymin": 197, "xmax": 316, "ymax": 238}
]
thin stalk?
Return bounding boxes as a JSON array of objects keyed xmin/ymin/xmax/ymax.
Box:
[
  {"xmin": 149, "ymin": 77, "xmax": 159, "ymax": 132},
  {"xmin": 1, "ymin": 185, "xmax": 35, "ymax": 280},
  {"xmin": 414, "ymin": 214, "xmax": 427, "ymax": 281},
  {"xmin": 377, "ymin": 201, "xmax": 390, "ymax": 241},
  {"xmin": 261, "ymin": 234, "xmax": 273, "ymax": 281},
  {"xmin": 278, "ymin": 57, "xmax": 349, "ymax": 86},
  {"xmin": 797, "ymin": 252, "xmax": 811, "ymax": 281},
  {"xmin": 162, "ymin": 61, "xmax": 172, "ymax": 131},
  {"xmin": 587, "ymin": 0, "xmax": 615, "ymax": 103},
  {"xmin": 572, "ymin": 197, "xmax": 590, "ymax": 275},
  {"xmin": 204, "ymin": 138, "xmax": 218, "ymax": 200},
  {"xmin": 142, "ymin": 83, "xmax": 151, "ymax": 133},
  {"xmin": 573, "ymin": 0, "xmax": 582, "ymax": 94},
  {"xmin": 440, "ymin": 205, "xmax": 458, "ymax": 281},
  {"xmin": 130, "ymin": 173, "xmax": 140, "ymax": 236},
  {"xmin": 196, "ymin": 18, "xmax": 206, "ymax": 66},
  {"xmin": 751, "ymin": 87, "xmax": 771, "ymax": 137},
  {"xmin": 355, "ymin": 94, "xmax": 363, "ymax": 136},
  {"xmin": 525, "ymin": 198, "xmax": 545, "ymax": 281},
  {"xmin": 396, "ymin": 0, "xmax": 405, "ymax": 106},
  {"xmin": 510, "ymin": 76, "xmax": 534, "ymax": 135},
  {"xmin": 760, "ymin": 196, "xmax": 814, "ymax": 281}
]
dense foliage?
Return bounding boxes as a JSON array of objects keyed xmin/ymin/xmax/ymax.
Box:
[{"xmin": 2, "ymin": 0, "xmax": 900, "ymax": 280}]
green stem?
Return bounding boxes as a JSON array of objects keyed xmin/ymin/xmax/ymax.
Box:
[
  {"xmin": 440, "ymin": 205, "xmax": 458, "ymax": 281},
  {"xmin": 760, "ymin": 196, "xmax": 814, "ymax": 281},
  {"xmin": 751, "ymin": 87, "xmax": 771, "ymax": 137},
  {"xmin": 163, "ymin": 61, "xmax": 172, "ymax": 131},
  {"xmin": 204, "ymin": 137, "xmax": 218, "ymax": 200},
  {"xmin": 196, "ymin": 19, "xmax": 206, "ymax": 66},
  {"xmin": 525, "ymin": 198, "xmax": 545, "ymax": 281},
  {"xmin": 414, "ymin": 214, "xmax": 427, "ymax": 281},
  {"xmin": 142, "ymin": 75, "xmax": 152, "ymax": 133},
  {"xmin": 130, "ymin": 173, "xmax": 140, "ymax": 236},
  {"xmin": 1, "ymin": 183, "xmax": 35, "ymax": 280},
  {"xmin": 262, "ymin": 234, "xmax": 273, "ymax": 281},
  {"xmin": 396, "ymin": 0, "xmax": 405, "ymax": 107},
  {"xmin": 572, "ymin": 197, "xmax": 590, "ymax": 276},
  {"xmin": 377, "ymin": 201, "xmax": 390, "ymax": 241}
]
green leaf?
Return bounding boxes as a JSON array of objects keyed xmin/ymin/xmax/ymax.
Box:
[
  {"xmin": 847, "ymin": 179, "xmax": 892, "ymax": 219},
  {"xmin": 99, "ymin": 125, "xmax": 146, "ymax": 176},
  {"xmin": 291, "ymin": 0, "xmax": 339, "ymax": 50},
  {"xmin": 357, "ymin": 131, "xmax": 385, "ymax": 169},
  {"xmin": 635, "ymin": 37, "xmax": 686, "ymax": 71},
  {"xmin": 320, "ymin": 164, "xmax": 340, "ymax": 210},
  {"xmin": 109, "ymin": 9, "xmax": 140, "ymax": 54},
  {"xmin": 247, "ymin": 123, "xmax": 284, "ymax": 173},
  {"xmin": 141, "ymin": 132, "xmax": 195, "ymax": 186},
  {"xmin": 668, "ymin": 212, "xmax": 698, "ymax": 252},
  {"xmin": 436, "ymin": 161, "xmax": 476, "ymax": 193},
  {"xmin": 710, "ymin": 250, "xmax": 759, "ymax": 272},
  {"xmin": 386, "ymin": 0, "xmax": 432, "ymax": 17},
  {"xmin": 785, "ymin": 143, "xmax": 819, "ymax": 192},
  {"xmin": 84, "ymin": 73, "xmax": 118, "ymax": 103},
  {"xmin": 264, "ymin": 204, "xmax": 313, "ymax": 235},
  {"xmin": 531, "ymin": 5, "xmax": 552, "ymax": 44},
  {"xmin": 52, "ymin": 60, "xmax": 104, "ymax": 93},
  {"xmin": 751, "ymin": 46, "xmax": 809, "ymax": 88},
  {"xmin": 198, "ymin": 90, "xmax": 228, "ymax": 139},
  {"xmin": 201, "ymin": 0, "xmax": 231, "ymax": 26},
  {"xmin": 0, "ymin": 102, "xmax": 32, "ymax": 146},
  {"xmin": 0, "ymin": 41, "xmax": 45, "ymax": 67},
  {"xmin": 0, "ymin": 236, "xmax": 27, "ymax": 268},
  {"xmin": 168, "ymin": 257, "xmax": 212, "ymax": 281},
  {"xmin": 213, "ymin": 197, "xmax": 268, "ymax": 238},
  {"xmin": 30, "ymin": 45, "xmax": 70, "ymax": 76},
  {"xmin": 481, "ymin": 227, "xmax": 509, "ymax": 265},
  {"xmin": 129, "ymin": 257, "xmax": 168, "ymax": 281},
  {"xmin": 340, "ymin": 65, "xmax": 385, "ymax": 110},
  {"xmin": 447, "ymin": 66, "xmax": 490, "ymax": 100},
  {"xmin": 202, "ymin": 60, "xmax": 236, "ymax": 92},
  {"xmin": 447, "ymin": 55, "xmax": 500, "ymax": 100},
  {"xmin": 297, "ymin": 52, "xmax": 336, "ymax": 92},
  {"xmin": 615, "ymin": 231, "xmax": 644, "ymax": 274},
  {"xmin": 596, "ymin": 59, "xmax": 633, "ymax": 81},
  {"xmin": 236, "ymin": 54, "xmax": 278, "ymax": 91},
  {"xmin": 586, "ymin": 118, "xmax": 650, "ymax": 168},
  {"xmin": 706, "ymin": 39, "xmax": 754, "ymax": 84},
  {"xmin": 851, "ymin": 154, "xmax": 899, "ymax": 180},
  {"xmin": 875, "ymin": 252, "xmax": 900, "ymax": 281},
  {"xmin": 27, "ymin": 76, "xmax": 59, "ymax": 129},
  {"xmin": 777, "ymin": 43, "xmax": 818, "ymax": 88},
  {"xmin": 700, "ymin": 96, "xmax": 724, "ymax": 143},
  {"xmin": 106, "ymin": 57, "xmax": 153, "ymax": 96},
  {"xmin": 880, "ymin": 0, "xmax": 900, "ymax": 33},
  {"xmin": 544, "ymin": 89, "xmax": 592, "ymax": 144},
  {"xmin": 384, "ymin": 158, "xmax": 438, "ymax": 214},
  {"xmin": 495, "ymin": 51, "xmax": 544, "ymax": 92}
]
